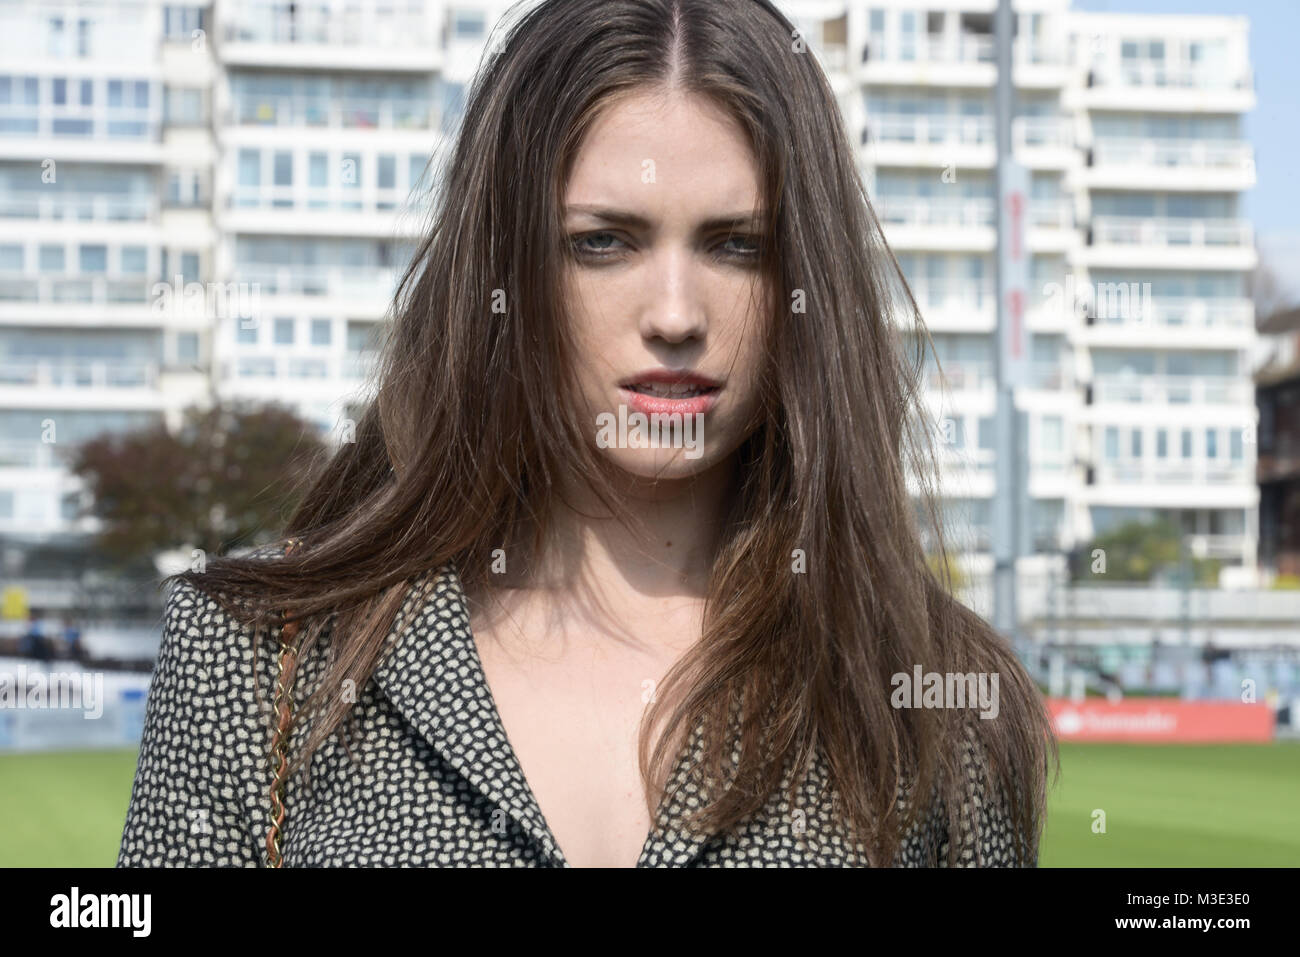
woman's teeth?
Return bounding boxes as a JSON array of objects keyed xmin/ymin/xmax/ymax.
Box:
[{"xmin": 628, "ymin": 384, "xmax": 712, "ymax": 397}]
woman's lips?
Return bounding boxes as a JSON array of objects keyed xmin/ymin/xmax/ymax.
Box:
[{"xmin": 618, "ymin": 386, "xmax": 720, "ymax": 416}]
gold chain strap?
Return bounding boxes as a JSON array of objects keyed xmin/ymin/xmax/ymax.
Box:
[{"xmin": 266, "ymin": 537, "xmax": 303, "ymax": 868}]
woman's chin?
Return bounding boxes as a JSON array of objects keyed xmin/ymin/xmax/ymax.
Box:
[{"xmin": 599, "ymin": 447, "xmax": 719, "ymax": 482}]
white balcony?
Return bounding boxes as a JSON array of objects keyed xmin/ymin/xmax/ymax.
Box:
[
  {"xmin": 229, "ymin": 96, "xmax": 436, "ymax": 131},
  {"xmin": 1092, "ymin": 374, "xmax": 1252, "ymax": 406},
  {"xmin": 868, "ymin": 113, "xmax": 993, "ymax": 147},
  {"xmin": 1091, "ymin": 62, "xmax": 1253, "ymax": 92},
  {"xmin": 220, "ymin": 0, "xmax": 440, "ymax": 71},
  {"xmin": 1084, "ymin": 297, "xmax": 1253, "ymax": 346},
  {"xmin": 1092, "ymin": 216, "xmax": 1251, "ymax": 248},
  {"xmin": 0, "ymin": 360, "xmax": 158, "ymax": 391},
  {"xmin": 1084, "ymin": 216, "xmax": 1256, "ymax": 271},
  {"xmin": 0, "ymin": 274, "xmax": 153, "ymax": 305},
  {"xmin": 0, "ymin": 193, "xmax": 157, "ymax": 223},
  {"xmin": 1017, "ymin": 117, "xmax": 1072, "ymax": 149},
  {"xmin": 908, "ymin": 279, "xmax": 995, "ymax": 332},
  {"xmin": 876, "ymin": 196, "xmax": 996, "ymax": 251},
  {"xmin": 1093, "ymin": 460, "xmax": 1252, "ymax": 487},
  {"xmin": 1082, "ymin": 64, "xmax": 1256, "ymax": 113},
  {"xmin": 925, "ymin": 360, "xmax": 994, "ymax": 393},
  {"xmin": 1093, "ymin": 138, "xmax": 1252, "ymax": 171},
  {"xmin": 233, "ymin": 264, "xmax": 400, "ymax": 307},
  {"xmin": 1087, "ymin": 138, "xmax": 1255, "ymax": 190}
]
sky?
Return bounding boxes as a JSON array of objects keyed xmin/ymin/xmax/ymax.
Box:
[{"xmin": 1074, "ymin": 0, "xmax": 1300, "ymax": 304}]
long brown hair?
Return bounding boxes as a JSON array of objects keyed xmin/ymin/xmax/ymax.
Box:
[{"xmin": 171, "ymin": 0, "xmax": 1057, "ymax": 865}]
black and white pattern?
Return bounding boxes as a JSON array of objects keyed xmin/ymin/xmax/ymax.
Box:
[{"xmin": 117, "ymin": 561, "xmax": 1033, "ymax": 867}]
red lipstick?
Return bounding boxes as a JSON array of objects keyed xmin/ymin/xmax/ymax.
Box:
[{"xmin": 617, "ymin": 369, "xmax": 723, "ymax": 416}]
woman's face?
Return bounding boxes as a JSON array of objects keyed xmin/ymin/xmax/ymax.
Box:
[{"xmin": 562, "ymin": 89, "xmax": 769, "ymax": 483}]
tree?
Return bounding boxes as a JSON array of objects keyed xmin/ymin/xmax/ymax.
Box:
[
  {"xmin": 1071, "ymin": 517, "xmax": 1220, "ymax": 586},
  {"xmin": 1251, "ymin": 260, "xmax": 1298, "ymax": 328},
  {"xmin": 68, "ymin": 400, "xmax": 328, "ymax": 568}
]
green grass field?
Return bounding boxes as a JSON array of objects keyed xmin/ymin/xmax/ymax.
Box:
[{"xmin": 1, "ymin": 742, "xmax": 1297, "ymax": 866}]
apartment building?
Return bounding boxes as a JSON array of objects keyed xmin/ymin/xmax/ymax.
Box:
[
  {"xmin": 0, "ymin": 0, "xmax": 216, "ymax": 547},
  {"xmin": 790, "ymin": 0, "xmax": 1257, "ymax": 577},
  {"xmin": 0, "ymin": 0, "xmax": 1261, "ymax": 585}
]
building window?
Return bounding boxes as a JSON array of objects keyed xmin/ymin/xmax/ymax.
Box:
[
  {"xmin": 1230, "ymin": 428, "xmax": 1243, "ymax": 461},
  {"xmin": 310, "ymin": 318, "xmax": 331, "ymax": 346},
  {"xmin": 1206, "ymin": 428, "xmax": 1218, "ymax": 458},
  {"xmin": 177, "ymin": 331, "xmax": 199, "ymax": 363},
  {"xmin": 274, "ymin": 317, "xmax": 294, "ymax": 345},
  {"xmin": 1156, "ymin": 428, "xmax": 1167, "ymax": 458},
  {"xmin": 164, "ymin": 86, "xmax": 204, "ymax": 125},
  {"xmin": 79, "ymin": 244, "xmax": 107, "ymax": 272},
  {"xmin": 273, "ymin": 151, "xmax": 293, "ymax": 186},
  {"xmin": 180, "ymin": 251, "xmax": 199, "ymax": 282},
  {"xmin": 237, "ymin": 322, "xmax": 257, "ymax": 345},
  {"xmin": 39, "ymin": 245, "xmax": 64, "ymax": 272},
  {"xmin": 120, "ymin": 246, "xmax": 147, "ymax": 274},
  {"xmin": 238, "ymin": 149, "xmax": 260, "ymax": 187},
  {"xmin": 1130, "ymin": 428, "xmax": 1142, "ymax": 458},
  {"xmin": 1181, "ymin": 429, "xmax": 1192, "ymax": 458},
  {"xmin": 451, "ymin": 9, "xmax": 486, "ymax": 40},
  {"xmin": 1104, "ymin": 426, "xmax": 1119, "ymax": 460},
  {"xmin": 0, "ymin": 244, "xmax": 22, "ymax": 271}
]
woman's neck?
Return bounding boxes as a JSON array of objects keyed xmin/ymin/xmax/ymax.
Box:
[{"xmin": 541, "ymin": 457, "xmax": 735, "ymax": 600}]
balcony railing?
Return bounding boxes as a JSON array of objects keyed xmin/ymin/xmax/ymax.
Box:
[
  {"xmin": 229, "ymin": 185, "xmax": 424, "ymax": 217},
  {"xmin": 234, "ymin": 265, "xmax": 400, "ymax": 300},
  {"xmin": 1095, "ymin": 460, "xmax": 1250, "ymax": 485},
  {"xmin": 0, "ymin": 275, "xmax": 153, "ymax": 304},
  {"xmin": 0, "ymin": 107, "xmax": 158, "ymax": 142},
  {"xmin": 222, "ymin": 0, "xmax": 431, "ymax": 49},
  {"xmin": 867, "ymin": 113, "xmax": 993, "ymax": 146},
  {"xmin": 925, "ymin": 360, "xmax": 994, "ymax": 392},
  {"xmin": 877, "ymin": 196, "xmax": 995, "ymax": 229},
  {"xmin": 907, "ymin": 279, "xmax": 994, "ymax": 311},
  {"xmin": 1089, "ymin": 297, "xmax": 1253, "ymax": 331},
  {"xmin": 1092, "ymin": 138, "xmax": 1253, "ymax": 171},
  {"xmin": 222, "ymin": 351, "xmax": 378, "ymax": 382},
  {"xmin": 0, "ymin": 440, "xmax": 69, "ymax": 469},
  {"xmin": 0, "ymin": 193, "xmax": 157, "ymax": 222},
  {"xmin": 1092, "ymin": 374, "xmax": 1252, "ymax": 405},
  {"xmin": 1030, "ymin": 198, "xmax": 1073, "ymax": 229},
  {"xmin": 230, "ymin": 96, "xmax": 435, "ymax": 130},
  {"xmin": 0, "ymin": 360, "xmax": 158, "ymax": 390},
  {"xmin": 1015, "ymin": 115, "xmax": 1073, "ymax": 149},
  {"xmin": 1090, "ymin": 216, "xmax": 1252, "ymax": 248},
  {"xmin": 867, "ymin": 34, "xmax": 1060, "ymax": 66},
  {"xmin": 1091, "ymin": 62, "xmax": 1254, "ymax": 91}
]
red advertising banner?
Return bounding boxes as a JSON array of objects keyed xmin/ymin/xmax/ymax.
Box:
[{"xmin": 1046, "ymin": 698, "xmax": 1276, "ymax": 743}]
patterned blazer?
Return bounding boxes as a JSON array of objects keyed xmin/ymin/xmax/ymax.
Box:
[{"xmin": 116, "ymin": 561, "xmax": 1034, "ymax": 867}]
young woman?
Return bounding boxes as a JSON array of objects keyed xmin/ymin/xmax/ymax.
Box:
[{"xmin": 118, "ymin": 0, "xmax": 1057, "ymax": 868}]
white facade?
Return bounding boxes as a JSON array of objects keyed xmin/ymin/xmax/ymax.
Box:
[
  {"xmin": 789, "ymin": 0, "xmax": 1258, "ymax": 572},
  {"xmin": 0, "ymin": 0, "xmax": 1261, "ymax": 574}
]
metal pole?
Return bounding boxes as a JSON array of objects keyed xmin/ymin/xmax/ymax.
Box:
[{"xmin": 993, "ymin": 0, "xmax": 1020, "ymax": 640}]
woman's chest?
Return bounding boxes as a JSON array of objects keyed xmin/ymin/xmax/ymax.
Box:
[{"xmin": 271, "ymin": 680, "xmax": 882, "ymax": 867}]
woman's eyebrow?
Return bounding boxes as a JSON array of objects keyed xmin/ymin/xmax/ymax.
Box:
[{"xmin": 565, "ymin": 204, "xmax": 768, "ymax": 231}]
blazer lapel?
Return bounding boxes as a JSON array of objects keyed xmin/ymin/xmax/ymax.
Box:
[
  {"xmin": 371, "ymin": 561, "xmax": 566, "ymax": 865},
  {"xmin": 371, "ymin": 559, "xmax": 742, "ymax": 868}
]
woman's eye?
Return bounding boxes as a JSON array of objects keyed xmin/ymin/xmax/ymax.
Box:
[
  {"xmin": 720, "ymin": 235, "xmax": 762, "ymax": 258},
  {"xmin": 572, "ymin": 231, "xmax": 626, "ymax": 258}
]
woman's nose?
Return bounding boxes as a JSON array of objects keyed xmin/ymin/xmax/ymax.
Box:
[{"xmin": 638, "ymin": 247, "xmax": 708, "ymax": 344}]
